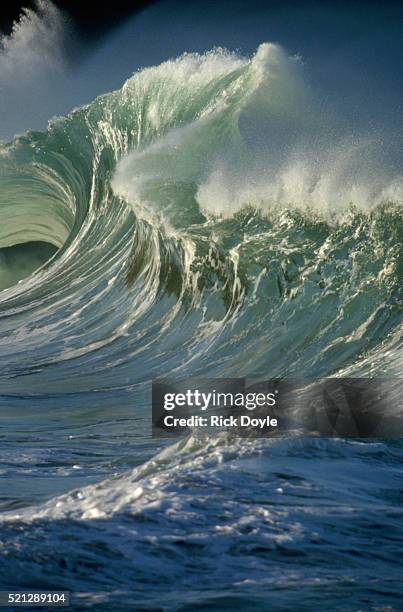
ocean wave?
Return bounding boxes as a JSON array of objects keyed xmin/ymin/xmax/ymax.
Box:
[
  {"xmin": 1, "ymin": 434, "xmax": 402, "ymax": 610},
  {"xmin": 0, "ymin": 44, "xmax": 401, "ymax": 389},
  {"xmin": 0, "ymin": 41, "xmax": 402, "ymax": 609}
]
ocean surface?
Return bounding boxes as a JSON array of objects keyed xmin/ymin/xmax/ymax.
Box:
[{"xmin": 0, "ymin": 44, "xmax": 402, "ymax": 610}]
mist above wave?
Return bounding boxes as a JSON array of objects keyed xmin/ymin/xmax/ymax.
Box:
[
  {"xmin": 0, "ymin": 1, "xmax": 72, "ymax": 140},
  {"xmin": 112, "ymin": 44, "xmax": 403, "ymax": 223}
]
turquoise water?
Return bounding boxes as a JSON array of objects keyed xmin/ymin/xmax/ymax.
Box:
[{"xmin": 0, "ymin": 44, "xmax": 402, "ymax": 610}]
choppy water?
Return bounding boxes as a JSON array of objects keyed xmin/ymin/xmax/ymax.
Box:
[{"xmin": 0, "ymin": 43, "xmax": 402, "ymax": 610}]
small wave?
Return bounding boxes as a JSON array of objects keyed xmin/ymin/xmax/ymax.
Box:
[{"xmin": 1, "ymin": 434, "xmax": 401, "ymax": 610}]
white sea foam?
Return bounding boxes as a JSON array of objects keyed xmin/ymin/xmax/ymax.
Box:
[
  {"xmin": 112, "ymin": 44, "xmax": 403, "ymax": 223},
  {"xmin": 196, "ymin": 139, "xmax": 403, "ymax": 219}
]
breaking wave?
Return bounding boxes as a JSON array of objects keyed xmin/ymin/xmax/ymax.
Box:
[
  {"xmin": 0, "ymin": 43, "xmax": 401, "ymax": 380},
  {"xmin": 0, "ymin": 42, "xmax": 402, "ymax": 609}
]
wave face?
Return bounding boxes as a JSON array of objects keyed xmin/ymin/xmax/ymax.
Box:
[{"xmin": 0, "ymin": 44, "xmax": 402, "ymax": 609}]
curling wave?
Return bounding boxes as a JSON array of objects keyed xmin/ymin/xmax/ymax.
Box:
[
  {"xmin": 0, "ymin": 42, "xmax": 403, "ymax": 610},
  {"xmin": 0, "ymin": 44, "xmax": 402, "ymax": 387}
]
